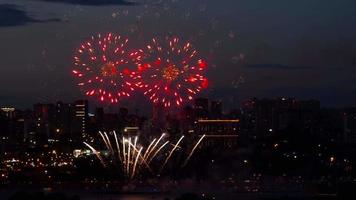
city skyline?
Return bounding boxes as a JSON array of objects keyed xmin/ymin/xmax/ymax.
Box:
[{"xmin": 0, "ymin": 95, "xmax": 349, "ymax": 115}]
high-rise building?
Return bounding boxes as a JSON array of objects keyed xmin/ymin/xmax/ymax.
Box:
[
  {"xmin": 152, "ymin": 103, "xmax": 166, "ymax": 132},
  {"xmin": 194, "ymin": 98, "xmax": 209, "ymax": 119},
  {"xmin": 119, "ymin": 107, "xmax": 129, "ymax": 118},
  {"xmin": 73, "ymin": 100, "xmax": 88, "ymax": 141},
  {"xmin": 241, "ymin": 97, "xmax": 321, "ymax": 138},
  {"xmin": 0, "ymin": 107, "xmax": 16, "ymax": 119},
  {"xmin": 195, "ymin": 119, "xmax": 240, "ymax": 147},
  {"xmin": 55, "ymin": 101, "xmax": 74, "ymax": 142},
  {"xmin": 118, "ymin": 107, "xmax": 129, "ymax": 129},
  {"xmin": 0, "ymin": 107, "xmax": 27, "ymax": 150},
  {"xmin": 180, "ymin": 105, "xmax": 195, "ymax": 133},
  {"xmin": 94, "ymin": 107, "xmax": 104, "ymax": 130},
  {"xmin": 342, "ymin": 108, "xmax": 356, "ymax": 142},
  {"xmin": 103, "ymin": 113, "xmax": 119, "ymax": 131},
  {"xmin": 33, "ymin": 103, "xmax": 56, "ymax": 144},
  {"xmin": 211, "ymin": 101, "xmax": 223, "ymax": 118}
]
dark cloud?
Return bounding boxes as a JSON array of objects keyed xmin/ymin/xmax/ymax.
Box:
[
  {"xmin": 246, "ymin": 64, "xmax": 312, "ymax": 70},
  {"xmin": 34, "ymin": 0, "xmax": 137, "ymax": 6},
  {"xmin": 320, "ymin": 43, "xmax": 356, "ymax": 66},
  {"xmin": 290, "ymin": 37, "xmax": 356, "ymax": 67},
  {"xmin": 0, "ymin": 4, "xmax": 59, "ymax": 27}
]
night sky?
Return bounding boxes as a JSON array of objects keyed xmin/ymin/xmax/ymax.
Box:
[{"xmin": 1, "ymin": 0, "xmax": 356, "ymax": 111}]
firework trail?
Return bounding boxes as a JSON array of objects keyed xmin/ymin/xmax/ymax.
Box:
[
  {"xmin": 142, "ymin": 138, "xmax": 156, "ymax": 163},
  {"xmin": 147, "ymin": 141, "xmax": 169, "ymax": 164},
  {"xmin": 137, "ymin": 37, "xmax": 208, "ymax": 107},
  {"xmin": 127, "ymin": 137, "xmax": 131, "ymax": 174},
  {"xmin": 83, "ymin": 142, "xmax": 106, "ymax": 167},
  {"xmin": 131, "ymin": 147, "xmax": 143, "ymax": 179},
  {"xmin": 182, "ymin": 134, "xmax": 206, "ymax": 167},
  {"xmin": 104, "ymin": 131, "xmax": 115, "ymax": 155},
  {"xmin": 122, "ymin": 136, "xmax": 126, "ymax": 167},
  {"xmin": 133, "ymin": 136, "xmax": 138, "ymax": 149},
  {"xmin": 126, "ymin": 140, "xmax": 152, "ymax": 172},
  {"xmin": 145, "ymin": 133, "xmax": 165, "ymax": 161},
  {"xmin": 113, "ymin": 131, "xmax": 122, "ymax": 161},
  {"xmin": 72, "ymin": 33, "xmax": 142, "ymax": 103},
  {"xmin": 99, "ymin": 131, "xmax": 113, "ymax": 154},
  {"xmin": 160, "ymin": 135, "xmax": 184, "ymax": 171}
]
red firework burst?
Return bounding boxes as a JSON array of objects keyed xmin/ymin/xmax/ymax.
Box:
[
  {"xmin": 137, "ymin": 37, "xmax": 208, "ymax": 107},
  {"xmin": 72, "ymin": 33, "xmax": 141, "ymax": 103}
]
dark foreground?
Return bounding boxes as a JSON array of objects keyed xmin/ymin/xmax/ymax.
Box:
[{"xmin": 1, "ymin": 185, "xmax": 355, "ymax": 200}]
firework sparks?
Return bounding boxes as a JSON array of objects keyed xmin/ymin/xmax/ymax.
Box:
[
  {"xmin": 145, "ymin": 133, "xmax": 165, "ymax": 161},
  {"xmin": 131, "ymin": 147, "xmax": 143, "ymax": 179},
  {"xmin": 142, "ymin": 138, "xmax": 157, "ymax": 163},
  {"xmin": 83, "ymin": 142, "xmax": 106, "ymax": 167},
  {"xmin": 72, "ymin": 33, "xmax": 142, "ymax": 103},
  {"xmin": 113, "ymin": 131, "xmax": 122, "ymax": 161},
  {"xmin": 83, "ymin": 131, "xmax": 205, "ymax": 179},
  {"xmin": 99, "ymin": 131, "xmax": 112, "ymax": 153},
  {"xmin": 160, "ymin": 135, "xmax": 184, "ymax": 171},
  {"xmin": 137, "ymin": 37, "xmax": 209, "ymax": 107},
  {"xmin": 104, "ymin": 131, "xmax": 115, "ymax": 155},
  {"xmin": 84, "ymin": 132, "xmax": 159, "ymax": 179},
  {"xmin": 147, "ymin": 141, "xmax": 169, "ymax": 164},
  {"xmin": 122, "ymin": 136, "xmax": 126, "ymax": 167},
  {"xmin": 126, "ymin": 140, "xmax": 152, "ymax": 172},
  {"xmin": 182, "ymin": 134, "xmax": 206, "ymax": 167},
  {"xmin": 127, "ymin": 137, "xmax": 131, "ymax": 174}
]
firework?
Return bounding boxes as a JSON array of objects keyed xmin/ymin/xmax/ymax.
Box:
[
  {"xmin": 160, "ymin": 135, "xmax": 184, "ymax": 171},
  {"xmin": 83, "ymin": 132, "xmax": 206, "ymax": 179},
  {"xmin": 72, "ymin": 33, "xmax": 142, "ymax": 103},
  {"xmin": 144, "ymin": 133, "xmax": 165, "ymax": 161},
  {"xmin": 142, "ymin": 138, "xmax": 156, "ymax": 163},
  {"xmin": 131, "ymin": 147, "xmax": 143, "ymax": 179},
  {"xmin": 182, "ymin": 134, "xmax": 206, "ymax": 167},
  {"xmin": 137, "ymin": 37, "xmax": 209, "ymax": 107},
  {"xmin": 84, "ymin": 132, "xmax": 166, "ymax": 179},
  {"xmin": 147, "ymin": 141, "xmax": 169, "ymax": 164},
  {"xmin": 127, "ymin": 137, "xmax": 132, "ymax": 174},
  {"xmin": 113, "ymin": 131, "xmax": 122, "ymax": 161},
  {"xmin": 83, "ymin": 142, "xmax": 106, "ymax": 167}
]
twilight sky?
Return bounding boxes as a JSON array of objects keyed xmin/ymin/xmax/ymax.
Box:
[{"xmin": 0, "ymin": 0, "xmax": 356, "ymax": 111}]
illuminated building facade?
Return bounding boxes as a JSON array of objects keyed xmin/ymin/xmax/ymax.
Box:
[
  {"xmin": 241, "ymin": 97, "xmax": 321, "ymax": 138},
  {"xmin": 0, "ymin": 107, "xmax": 16, "ymax": 119},
  {"xmin": 33, "ymin": 103, "xmax": 56, "ymax": 145},
  {"xmin": 195, "ymin": 119, "xmax": 240, "ymax": 147},
  {"xmin": 74, "ymin": 100, "xmax": 88, "ymax": 141}
]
